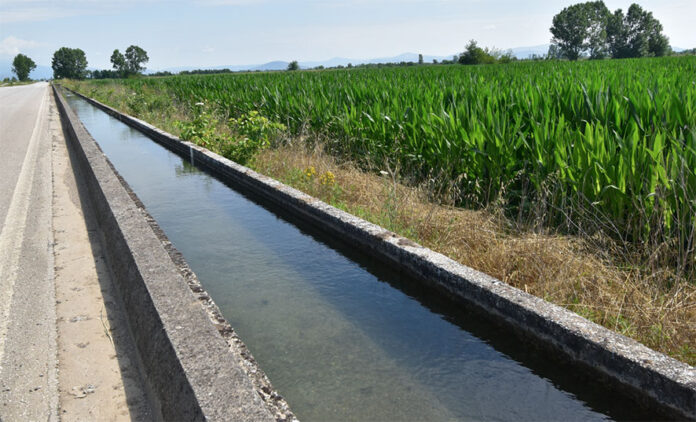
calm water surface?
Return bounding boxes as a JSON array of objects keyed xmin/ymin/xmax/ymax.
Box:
[{"xmin": 66, "ymin": 93, "xmax": 654, "ymax": 421}]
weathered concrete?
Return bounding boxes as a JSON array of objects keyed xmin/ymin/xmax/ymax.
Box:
[
  {"xmin": 66, "ymin": 86, "xmax": 696, "ymax": 420},
  {"xmin": 130, "ymin": 187, "xmax": 296, "ymax": 422},
  {"xmin": 52, "ymin": 96, "xmax": 155, "ymax": 420},
  {"xmin": 53, "ymin": 86, "xmax": 282, "ymax": 421}
]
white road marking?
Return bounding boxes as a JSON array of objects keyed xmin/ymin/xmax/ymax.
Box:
[{"xmin": 0, "ymin": 85, "xmax": 48, "ymax": 365}]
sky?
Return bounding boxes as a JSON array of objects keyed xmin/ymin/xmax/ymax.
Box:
[{"xmin": 1, "ymin": 0, "xmax": 694, "ymax": 71}]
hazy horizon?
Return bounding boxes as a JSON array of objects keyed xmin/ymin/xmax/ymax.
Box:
[{"xmin": 1, "ymin": 0, "xmax": 694, "ymax": 72}]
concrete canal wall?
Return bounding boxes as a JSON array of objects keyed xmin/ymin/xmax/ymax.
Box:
[
  {"xmin": 54, "ymin": 86, "xmax": 295, "ymax": 421},
  {"xmin": 60, "ymin": 86, "xmax": 695, "ymax": 419}
]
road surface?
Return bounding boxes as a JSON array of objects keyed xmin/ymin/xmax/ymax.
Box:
[
  {"xmin": 0, "ymin": 82, "xmax": 57, "ymax": 420},
  {"xmin": 0, "ymin": 83, "xmax": 152, "ymax": 421}
]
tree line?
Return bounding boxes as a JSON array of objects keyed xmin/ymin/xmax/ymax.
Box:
[
  {"xmin": 105, "ymin": 46, "xmax": 149, "ymax": 78},
  {"xmin": 7, "ymin": 45, "xmax": 150, "ymax": 81},
  {"xmin": 550, "ymin": 1, "xmax": 670, "ymax": 60},
  {"xmin": 281, "ymin": 43, "xmax": 517, "ymax": 73}
]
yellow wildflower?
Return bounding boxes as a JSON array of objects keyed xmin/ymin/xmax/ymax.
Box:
[
  {"xmin": 319, "ymin": 171, "xmax": 335, "ymax": 186},
  {"xmin": 304, "ymin": 166, "xmax": 316, "ymax": 179}
]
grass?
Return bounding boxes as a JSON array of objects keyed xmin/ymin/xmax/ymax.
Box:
[
  {"xmin": 0, "ymin": 80, "xmax": 40, "ymax": 87},
  {"xmin": 253, "ymin": 143, "xmax": 696, "ymax": 365},
  {"xmin": 61, "ymin": 60, "xmax": 696, "ymax": 365}
]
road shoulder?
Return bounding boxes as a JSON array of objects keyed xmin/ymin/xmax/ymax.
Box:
[{"xmin": 52, "ymin": 88, "xmax": 154, "ymax": 421}]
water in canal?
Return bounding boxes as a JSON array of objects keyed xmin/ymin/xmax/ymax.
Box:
[{"xmin": 65, "ymin": 92, "xmax": 654, "ymax": 421}]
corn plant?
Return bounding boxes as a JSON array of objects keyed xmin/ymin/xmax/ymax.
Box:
[{"xmin": 99, "ymin": 57, "xmax": 696, "ymax": 267}]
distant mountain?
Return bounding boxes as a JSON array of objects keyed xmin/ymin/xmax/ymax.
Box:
[
  {"xmin": 156, "ymin": 52, "xmax": 455, "ymax": 74},
  {"xmin": 253, "ymin": 61, "xmax": 289, "ymax": 71},
  {"xmin": 0, "ymin": 60, "xmax": 53, "ymax": 80},
  {"xmin": 509, "ymin": 44, "xmax": 551, "ymax": 59},
  {"xmin": 157, "ymin": 49, "xmax": 560, "ymax": 75},
  {"xmin": 300, "ymin": 52, "xmax": 453, "ymax": 68},
  {"xmin": 160, "ymin": 61, "xmax": 289, "ymax": 73}
]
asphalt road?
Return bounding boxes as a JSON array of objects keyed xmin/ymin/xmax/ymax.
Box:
[
  {"xmin": 0, "ymin": 83, "xmax": 152, "ymax": 421},
  {"xmin": 0, "ymin": 82, "xmax": 59, "ymax": 421}
]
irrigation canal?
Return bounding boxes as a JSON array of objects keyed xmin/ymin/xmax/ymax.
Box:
[{"xmin": 65, "ymin": 92, "xmax": 655, "ymax": 421}]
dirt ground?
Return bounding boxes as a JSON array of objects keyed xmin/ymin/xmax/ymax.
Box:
[{"xmin": 51, "ymin": 91, "xmax": 154, "ymax": 421}]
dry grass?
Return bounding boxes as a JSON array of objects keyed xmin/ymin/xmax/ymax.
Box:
[{"xmin": 254, "ymin": 143, "xmax": 696, "ymax": 365}]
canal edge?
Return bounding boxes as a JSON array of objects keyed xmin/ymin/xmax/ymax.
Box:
[
  {"xmin": 60, "ymin": 85, "xmax": 696, "ymax": 420},
  {"xmin": 53, "ymin": 85, "xmax": 297, "ymax": 422}
]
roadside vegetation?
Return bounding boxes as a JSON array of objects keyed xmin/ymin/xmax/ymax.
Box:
[
  {"xmin": 11, "ymin": 53, "xmax": 36, "ymax": 82},
  {"xmin": 62, "ymin": 53, "xmax": 696, "ymax": 365},
  {"xmin": 0, "ymin": 78, "xmax": 37, "ymax": 87}
]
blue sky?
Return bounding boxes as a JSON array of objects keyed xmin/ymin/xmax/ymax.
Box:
[{"xmin": 1, "ymin": 0, "xmax": 694, "ymax": 70}]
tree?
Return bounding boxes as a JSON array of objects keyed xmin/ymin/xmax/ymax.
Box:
[
  {"xmin": 109, "ymin": 46, "xmax": 149, "ymax": 77},
  {"xmin": 674, "ymin": 48, "xmax": 696, "ymax": 56},
  {"xmin": 550, "ymin": 3, "xmax": 589, "ymax": 60},
  {"xmin": 498, "ymin": 51, "xmax": 516, "ymax": 64},
  {"xmin": 458, "ymin": 40, "xmax": 496, "ymax": 65},
  {"xmin": 52, "ymin": 47, "xmax": 88, "ymax": 79},
  {"xmin": 12, "ymin": 54, "xmax": 36, "ymax": 81},
  {"xmin": 124, "ymin": 45, "xmax": 149, "ymax": 75},
  {"xmin": 110, "ymin": 49, "xmax": 127, "ymax": 76},
  {"xmin": 607, "ymin": 4, "xmax": 670, "ymax": 58},
  {"xmin": 91, "ymin": 69, "xmax": 120, "ymax": 79},
  {"xmin": 584, "ymin": 1, "xmax": 611, "ymax": 59},
  {"xmin": 547, "ymin": 44, "xmax": 564, "ymax": 59},
  {"xmin": 551, "ymin": 2, "xmax": 670, "ymax": 60},
  {"xmin": 287, "ymin": 61, "xmax": 299, "ymax": 71},
  {"xmin": 550, "ymin": 2, "xmax": 609, "ymax": 60}
]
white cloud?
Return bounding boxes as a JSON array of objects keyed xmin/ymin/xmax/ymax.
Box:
[{"xmin": 0, "ymin": 36, "xmax": 40, "ymax": 56}]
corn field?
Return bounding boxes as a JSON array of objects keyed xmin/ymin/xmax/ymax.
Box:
[{"xmin": 91, "ymin": 57, "xmax": 696, "ymax": 264}]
